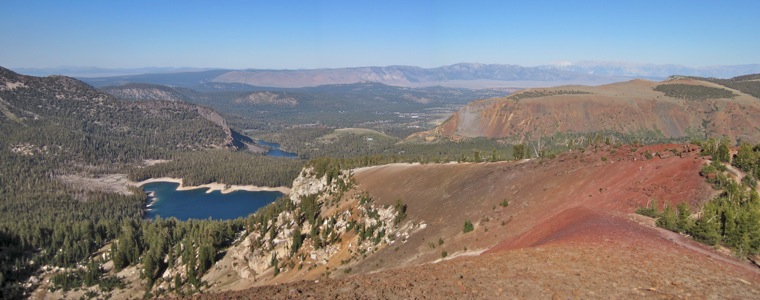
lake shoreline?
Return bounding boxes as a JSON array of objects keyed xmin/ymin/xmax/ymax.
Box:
[
  {"xmin": 136, "ymin": 177, "xmax": 291, "ymax": 195},
  {"xmin": 140, "ymin": 179, "xmax": 285, "ymax": 221}
]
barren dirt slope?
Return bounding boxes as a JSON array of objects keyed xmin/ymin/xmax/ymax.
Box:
[
  {"xmin": 208, "ymin": 237, "xmax": 760, "ymax": 299},
  {"xmin": 208, "ymin": 144, "xmax": 760, "ymax": 298}
]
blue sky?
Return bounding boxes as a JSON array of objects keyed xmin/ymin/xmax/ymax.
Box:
[{"xmin": 1, "ymin": 0, "xmax": 759, "ymax": 69}]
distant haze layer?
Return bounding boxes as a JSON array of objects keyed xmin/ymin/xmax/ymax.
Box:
[{"xmin": 16, "ymin": 62, "xmax": 760, "ymax": 90}]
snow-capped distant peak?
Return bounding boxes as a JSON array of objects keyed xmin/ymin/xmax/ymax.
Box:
[{"xmin": 551, "ymin": 61, "xmax": 573, "ymax": 68}]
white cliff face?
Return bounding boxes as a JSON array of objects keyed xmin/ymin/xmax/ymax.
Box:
[
  {"xmin": 289, "ymin": 168, "xmax": 353, "ymax": 205},
  {"xmin": 289, "ymin": 168, "xmax": 329, "ymax": 205}
]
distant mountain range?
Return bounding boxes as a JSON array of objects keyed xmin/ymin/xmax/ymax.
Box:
[
  {"xmin": 210, "ymin": 64, "xmax": 621, "ymax": 89},
  {"xmin": 12, "ymin": 62, "xmax": 760, "ymax": 90},
  {"xmin": 12, "ymin": 66, "xmax": 212, "ymax": 78},
  {"xmin": 540, "ymin": 61, "xmax": 760, "ymax": 79}
]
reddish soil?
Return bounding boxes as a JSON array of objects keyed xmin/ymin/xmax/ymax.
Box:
[
  {"xmin": 345, "ymin": 144, "xmax": 714, "ymax": 272},
  {"xmin": 485, "ymin": 206, "xmax": 646, "ymax": 250},
  {"xmin": 205, "ymin": 144, "xmax": 760, "ymax": 299},
  {"xmin": 204, "ymin": 242, "xmax": 760, "ymax": 299}
]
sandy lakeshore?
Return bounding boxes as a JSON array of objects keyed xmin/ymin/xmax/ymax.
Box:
[{"xmin": 135, "ymin": 177, "xmax": 291, "ymax": 194}]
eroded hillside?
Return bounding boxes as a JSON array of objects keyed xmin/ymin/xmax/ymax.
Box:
[{"xmin": 420, "ymin": 76, "xmax": 760, "ymax": 144}]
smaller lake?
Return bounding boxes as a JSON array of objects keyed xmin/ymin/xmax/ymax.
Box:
[
  {"xmin": 143, "ymin": 182, "xmax": 282, "ymax": 221},
  {"xmin": 257, "ymin": 140, "xmax": 298, "ymax": 158}
]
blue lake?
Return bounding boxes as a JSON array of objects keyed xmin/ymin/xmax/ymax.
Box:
[
  {"xmin": 143, "ymin": 182, "xmax": 283, "ymax": 221},
  {"xmin": 256, "ymin": 140, "xmax": 298, "ymax": 158}
]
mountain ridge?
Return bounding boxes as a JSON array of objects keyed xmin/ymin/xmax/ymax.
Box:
[
  {"xmin": 418, "ymin": 74, "xmax": 760, "ymax": 144},
  {"xmin": 0, "ymin": 66, "xmax": 235, "ymax": 162},
  {"xmin": 541, "ymin": 61, "xmax": 760, "ymax": 79}
]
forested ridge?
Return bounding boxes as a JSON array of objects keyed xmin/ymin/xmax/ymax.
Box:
[
  {"xmin": 129, "ymin": 150, "xmax": 303, "ymax": 187},
  {"xmin": 0, "ymin": 145, "xmax": 146, "ymax": 298},
  {"xmin": 653, "ymin": 83, "xmax": 736, "ymax": 100},
  {"xmin": 0, "ymin": 67, "xmax": 231, "ymax": 163},
  {"xmin": 0, "ymin": 68, "xmax": 243, "ymax": 298},
  {"xmin": 702, "ymin": 73, "xmax": 760, "ymax": 99}
]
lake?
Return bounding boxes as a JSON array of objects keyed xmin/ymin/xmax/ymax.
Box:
[
  {"xmin": 257, "ymin": 140, "xmax": 298, "ymax": 158},
  {"xmin": 143, "ymin": 182, "xmax": 283, "ymax": 221}
]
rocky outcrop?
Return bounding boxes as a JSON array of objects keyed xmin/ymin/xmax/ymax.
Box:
[
  {"xmin": 289, "ymin": 167, "xmax": 331, "ymax": 205},
  {"xmin": 194, "ymin": 105, "xmax": 235, "ymax": 148},
  {"xmin": 210, "ymin": 166, "xmax": 412, "ymax": 286}
]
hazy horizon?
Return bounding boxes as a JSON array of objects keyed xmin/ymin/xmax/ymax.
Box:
[
  {"xmin": 10, "ymin": 60, "xmax": 760, "ymax": 71},
  {"xmin": 2, "ymin": 0, "xmax": 759, "ymax": 70}
]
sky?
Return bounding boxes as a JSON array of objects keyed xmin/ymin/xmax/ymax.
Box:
[{"xmin": 1, "ymin": 0, "xmax": 759, "ymax": 69}]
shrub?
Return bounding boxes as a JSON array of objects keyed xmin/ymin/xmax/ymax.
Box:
[
  {"xmin": 512, "ymin": 144, "xmax": 528, "ymax": 160},
  {"xmin": 463, "ymin": 220, "xmax": 474, "ymax": 233},
  {"xmin": 635, "ymin": 199, "xmax": 659, "ymax": 218},
  {"xmin": 290, "ymin": 227, "xmax": 303, "ymax": 255},
  {"xmin": 393, "ymin": 199, "xmax": 408, "ymax": 225},
  {"xmin": 742, "ymin": 175, "xmax": 757, "ymax": 189},
  {"xmin": 675, "ymin": 202, "xmax": 693, "ymax": 232},
  {"xmin": 656, "ymin": 204, "xmax": 678, "ymax": 232}
]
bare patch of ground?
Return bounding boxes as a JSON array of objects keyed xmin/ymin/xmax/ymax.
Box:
[
  {"xmin": 317, "ymin": 128, "xmax": 395, "ymax": 144},
  {"xmin": 136, "ymin": 177, "xmax": 291, "ymax": 194},
  {"xmin": 57, "ymin": 174, "xmax": 291, "ymax": 197},
  {"xmin": 142, "ymin": 159, "xmax": 170, "ymax": 166},
  {"xmin": 58, "ymin": 173, "xmax": 135, "ymax": 195}
]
